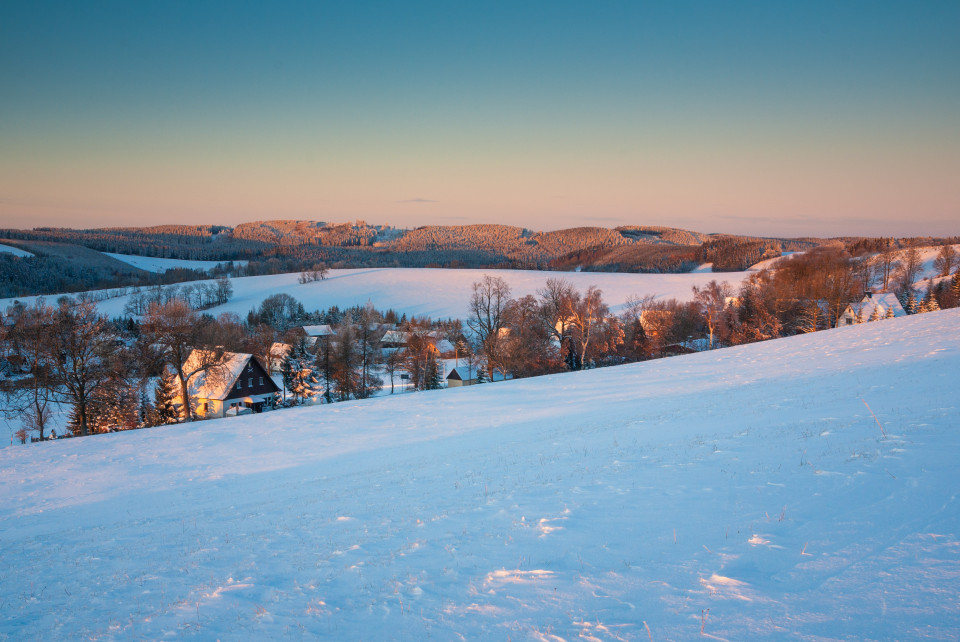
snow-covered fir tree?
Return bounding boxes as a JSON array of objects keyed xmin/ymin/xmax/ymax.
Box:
[
  {"xmin": 151, "ymin": 372, "xmax": 181, "ymax": 426},
  {"xmin": 425, "ymin": 353, "xmax": 442, "ymax": 390},
  {"xmin": 905, "ymin": 291, "xmax": 918, "ymax": 314},
  {"xmin": 282, "ymin": 339, "xmax": 322, "ymax": 405}
]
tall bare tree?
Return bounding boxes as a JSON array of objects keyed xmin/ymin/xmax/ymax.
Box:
[
  {"xmin": 934, "ymin": 245, "xmax": 957, "ymax": 277},
  {"xmin": 566, "ymin": 286, "xmax": 610, "ymax": 368},
  {"xmin": 355, "ymin": 304, "xmax": 383, "ymax": 399},
  {"xmin": 692, "ymin": 280, "xmax": 733, "ymax": 349},
  {"xmin": 467, "ymin": 275, "xmax": 511, "ymax": 346},
  {"xmin": 536, "ymin": 278, "xmax": 577, "ymax": 367},
  {"xmin": 3, "ymin": 301, "xmax": 56, "ymax": 440},
  {"xmin": 876, "ymin": 240, "xmax": 899, "ymax": 291},
  {"xmin": 141, "ymin": 299, "xmax": 224, "ymax": 421},
  {"xmin": 46, "ymin": 299, "xmax": 117, "ymax": 436},
  {"xmin": 896, "ymin": 247, "xmax": 923, "ymax": 293}
]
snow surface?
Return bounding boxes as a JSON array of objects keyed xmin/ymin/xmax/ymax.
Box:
[
  {"xmin": 0, "ymin": 243, "xmax": 33, "ymax": 258},
  {"xmin": 6, "ymin": 245, "xmax": 952, "ymax": 323},
  {"xmin": 104, "ymin": 253, "xmax": 248, "ymax": 273},
  {"xmin": 0, "ymin": 267, "xmax": 748, "ymax": 321},
  {"xmin": 748, "ymin": 252, "xmax": 800, "ymax": 271},
  {"xmin": 2, "ymin": 309, "xmax": 959, "ymax": 639}
]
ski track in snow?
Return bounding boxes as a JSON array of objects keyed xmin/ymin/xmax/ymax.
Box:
[{"xmin": 1, "ymin": 310, "xmax": 959, "ymax": 639}]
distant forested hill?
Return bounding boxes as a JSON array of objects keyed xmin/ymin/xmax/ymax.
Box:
[{"xmin": 8, "ymin": 219, "xmax": 955, "ymax": 299}]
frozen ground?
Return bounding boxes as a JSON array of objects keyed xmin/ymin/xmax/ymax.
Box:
[
  {"xmin": 1, "ymin": 309, "xmax": 958, "ymax": 640},
  {"xmin": 104, "ymin": 253, "xmax": 248, "ymax": 274}
]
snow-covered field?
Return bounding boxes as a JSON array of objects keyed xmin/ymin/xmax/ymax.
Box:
[
  {"xmin": 104, "ymin": 253, "xmax": 248, "ymax": 273},
  {"xmin": 2, "ymin": 309, "xmax": 958, "ymax": 640},
  {"xmin": 1, "ymin": 267, "xmax": 748, "ymax": 321},
  {"xmin": 0, "ymin": 243, "xmax": 33, "ymax": 258},
  {"xmin": 4, "ymin": 245, "xmax": 953, "ymax": 323}
]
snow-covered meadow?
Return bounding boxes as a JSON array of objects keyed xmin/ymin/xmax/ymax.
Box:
[
  {"xmin": 104, "ymin": 253, "xmax": 248, "ymax": 274},
  {"xmin": 0, "ymin": 267, "xmax": 755, "ymax": 321},
  {"xmin": 0, "ymin": 244, "xmax": 33, "ymax": 258},
  {"xmin": 1, "ymin": 309, "xmax": 958, "ymax": 639},
  {"xmin": 3, "ymin": 245, "xmax": 953, "ymax": 323}
]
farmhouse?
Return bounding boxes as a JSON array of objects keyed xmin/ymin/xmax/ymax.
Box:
[
  {"xmin": 179, "ymin": 350, "xmax": 280, "ymax": 418},
  {"xmin": 839, "ymin": 292, "xmax": 905, "ymax": 326}
]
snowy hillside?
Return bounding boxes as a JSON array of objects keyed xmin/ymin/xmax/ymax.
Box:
[
  {"xmin": 104, "ymin": 253, "xmax": 248, "ymax": 274},
  {"xmin": 1, "ymin": 267, "xmax": 753, "ymax": 321},
  {"xmin": 0, "ymin": 243, "xmax": 33, "ymax": 258},
  {"xmin": 1, "ymin": 309, "xmax": 958, "ymax": 639}
]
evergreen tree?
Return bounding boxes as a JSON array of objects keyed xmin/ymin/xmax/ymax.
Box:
[
  {"xmin": 316, "ymin": 340, "xmax": 334, "ymax": 403},
  {"xmin": 905, "ymin": 291, "xmax": 918, "ymax": 314},
  {"xmin": 138, "ymin": 388, "xmax": 152, "ymax": 427},
  {"xmin": 355, "ymin": 304, "xmax": 384, "ymax": 399},
  {"xmin": 329, "ymin": 323, "xmax": 361, "ymax": 400},
  {"xmin": 152, "ymin": 372, "xmax": 180, "ymax": 425},
  {"xmin": 282, "ymin": 339, "xmax": 321, "ymax": 405},
  {"xmin": 626, "ymin": 317, "xmax": 648, "ymax": 361},
  {"xmin": 95, "ymin": 378, "xmax": 140, "ymax": 431},
  {"xmin": 425, "ymin": 353, "xmax": 442, "ymax": 390},
  {"xmin": 564, "ymin": 336, "xmax": 582, "ymax": 371}
]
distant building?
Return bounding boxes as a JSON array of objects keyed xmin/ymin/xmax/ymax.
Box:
[
  {"xmin": 267, "ymin": 342, "xmax": 292, "ymax": 374},
  {"xmin": 446, "ymin": 365, "xmax": 478, "ymax": 387},
  {"xmin": 302, "ymin": 324, "xmax": 336, "ymax": 349},
  {"xmin": 839, "ymin": 292, "xmax": 905, "ymax": 326}
]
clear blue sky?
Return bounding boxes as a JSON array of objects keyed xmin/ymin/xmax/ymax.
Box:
[{"xmin": 1, "ymin": 1, "xmax": 958, "ymax": 237}]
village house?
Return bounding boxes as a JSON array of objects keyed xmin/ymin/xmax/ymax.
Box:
[
  {"xmin": 839, "ymin": 292, "xmax": 905, "ymax": 326},
  {"xmin": 178, "ymin": 350, "xmax": 280, "ymax": 418},
  {"xmin": 445, "ymin": 364, "xmax": 478, "ymax": 387},
  {"xmin": 267, "ymin": 341, "xmax": 292, "ymax": 374},
  {"xmin": 302, "ymin": 324, "xmax": 336, "ymax": 349}
]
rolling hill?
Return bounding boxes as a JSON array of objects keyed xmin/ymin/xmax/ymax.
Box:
[{"xmin": 1, "ymin": 308, "xmax": 957, "ymax": 639}]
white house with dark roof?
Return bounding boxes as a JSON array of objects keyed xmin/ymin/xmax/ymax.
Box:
[{"xmin": 177, "ymin": 350, "xmax": 280, "ymax": 418}]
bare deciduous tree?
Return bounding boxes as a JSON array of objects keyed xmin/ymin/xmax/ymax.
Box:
[
  {"xmin": 467, "ymin": 275, "xmax": 511, "ymax": 346},
  {"xmin": 934, "ymin": 245, "xmax": 957, "ymax": 277},
  {"xmin": 692, "ymin": 280, "xmax": 733, "ymax": 349},
  {"xmin": 141, "ymin": 299, "xmax": 224, "ymax": 421},
  {"xmin": 47, "ymin": 299, "xmax": 117, "ymax": 436}
]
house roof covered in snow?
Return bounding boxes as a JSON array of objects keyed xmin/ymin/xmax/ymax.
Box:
[
  {"xmin": 270, "ymin": 342, "xmax": 292, "ymax": 357},
  {"xmin": 846, "ymin": 292, "xmax": 906, "ymax": 321},
  {"xmin": 303, "ymin": 324, "xmax": 335, "ymax": 337},
  {"xmin": 446, "ymin": 365, "xmax": 477, "ymax": 381},
  {"xmin": 183, "ymin": 350, "xmax": 254, "ymax": 401}
]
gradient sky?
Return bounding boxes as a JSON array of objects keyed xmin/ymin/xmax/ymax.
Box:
[{"xmin": 1, "ymin": 1, "xmax": 958, "ymax": 237}]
